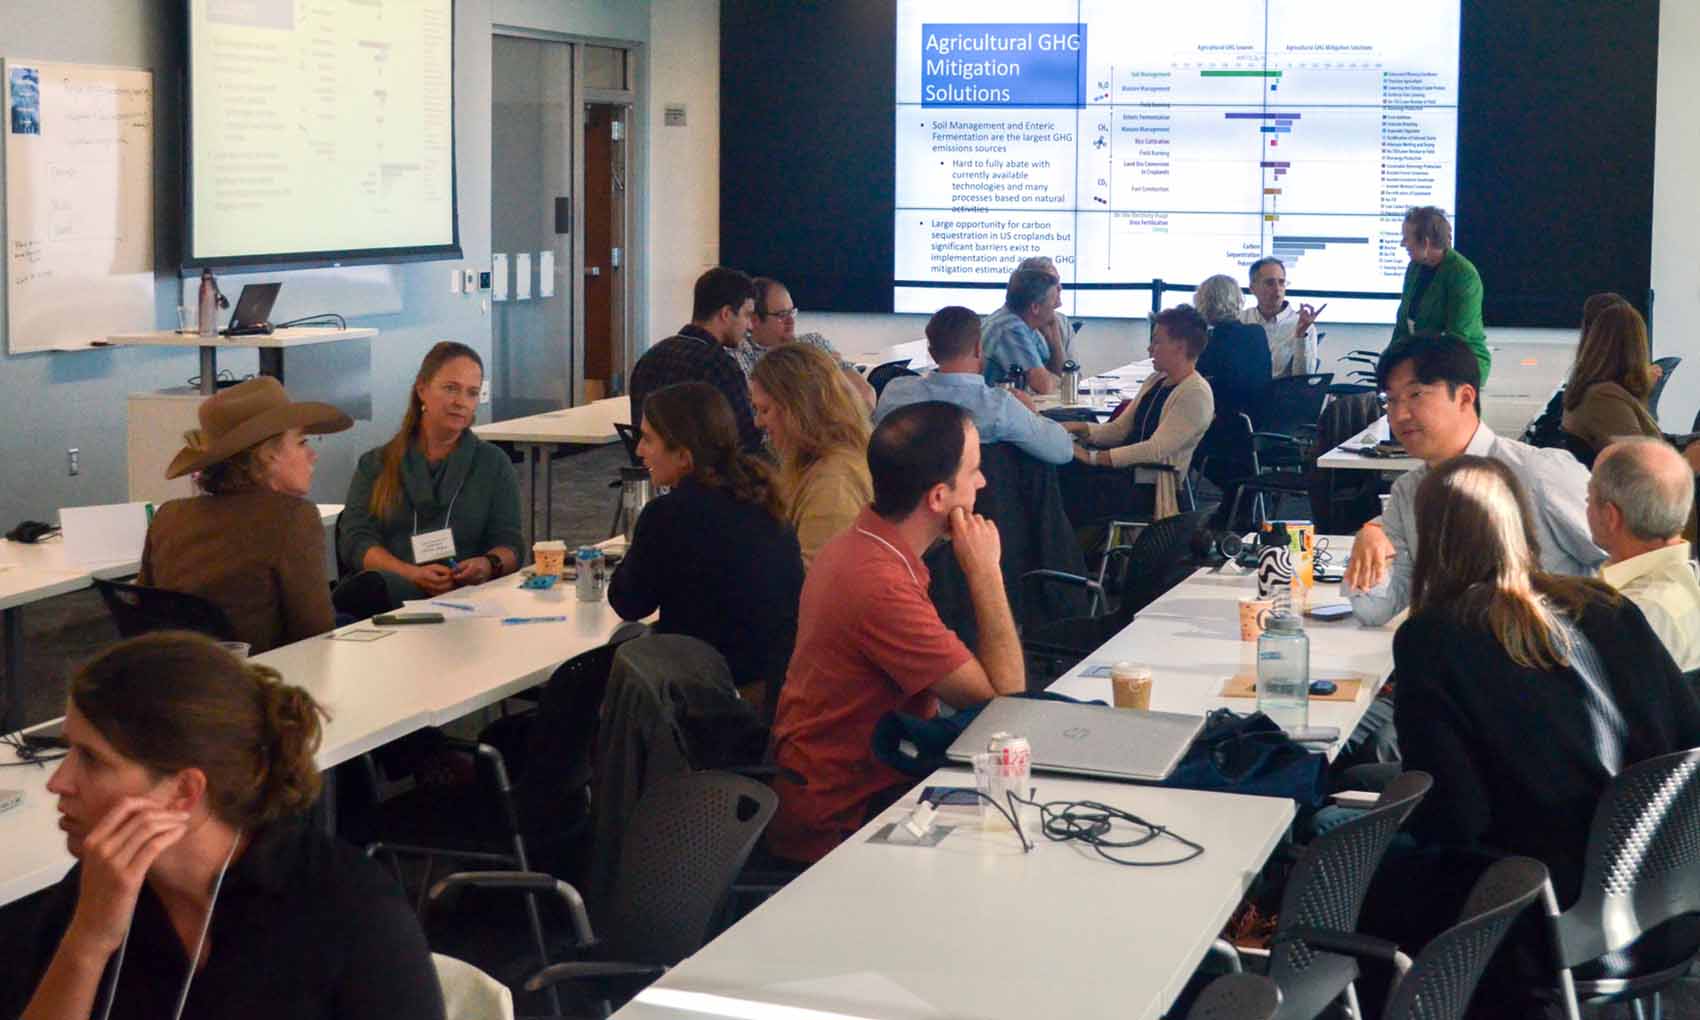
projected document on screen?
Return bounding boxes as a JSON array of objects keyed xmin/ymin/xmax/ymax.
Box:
[
  {"xmin": 894, "ymin": 0, "xmax": 1459, "ymax": 320},
  {"xmin": 188, "ymin": 0, "xmax": 457, "ymax": 264}
]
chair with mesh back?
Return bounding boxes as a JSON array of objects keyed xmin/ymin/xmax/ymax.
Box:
[
  {"xmin": 1187, "ymin": 972, "xmax": 1281, "ymax": 1020},
  {"xmin": 867, "ymin": 359, "xmax": 920, "ymax": 397},
  {"xmin": 1020, "ymin": 510, "xmax": 1208, "ymax": 684},
  {"xmin": 1246, "ymin": 770, "xmax": 1432, "ymax": 1020},
  {"xmin": 1541, "ymin": 747, "xmax": 1700, "ymax": 1020},
  {"xmin": 427, "ymin": 771, "xmax": 777, "ymax": 1017},
  {"xmin": 1648, "ymin": 356, "xmax": 1681, "ymax": 423},
  {"xmin": 92, "ymin": 578, "xmax": 237, "ymax": 641},
  {"xmin": 1283, "ymin": 856, "xmax": 1550, "ymax": 1020},
  {"xmin": 1222, "ymin": 373, "xmax": 1333, "ymax": 531}
]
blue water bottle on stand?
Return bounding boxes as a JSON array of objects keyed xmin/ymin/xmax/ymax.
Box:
[{"xmin": 1256, "ymin": 611, "xmax": 1310, "ymax": 733}]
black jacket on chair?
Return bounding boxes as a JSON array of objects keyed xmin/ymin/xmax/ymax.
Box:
[{"xmin": 924, "ymin": 443, "xmax": 1088, "ymax": 652}]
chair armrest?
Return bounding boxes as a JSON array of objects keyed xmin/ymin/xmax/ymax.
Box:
[
  {"xmin": 428, "ymin": 869, "xmax": 596, "ymax": 947},
  {"xmin": 1277, "ymin": 926, "xmax": 1411, "ymax": 970},
  {"xmin": 1021, "ymin": 569, "xmax": 1106, "ymax": 596},
  {"xmin": 524, "ymin": 960, "xmax": 667, "ymax": 993}
]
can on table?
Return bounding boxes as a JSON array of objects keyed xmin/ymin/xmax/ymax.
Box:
[
  {"xmin": 981, "ymin": 731, "xmax": 1032, "ymax": 824},
  {"xmin": 574, "ymin": 545, "xmax": 607, "ymax": 601}
]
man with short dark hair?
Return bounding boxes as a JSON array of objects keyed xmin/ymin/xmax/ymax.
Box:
[
  {"xmin": 1342, "ymin": 335, "xmax": 1601, "ymax": 625},
  {"xmin": 874, "ymin": 306, "xmax": 1073, "ymax": 464},
  {"xmin": 1588, "ymin": 437, "xmax": 1700, "ymax": 670},
  {"xmin": 628, "ymin": 267, "xmax": 762, "ymax": 452},
  {"xmin": 767, "ymin": 402, "xmax": 1025, "ymax": 862},
  {"xmin": 1240, "ymin": 256, "xmax": 1321, "ymax": 377},
  {"xmin": 980, "ymin": 267, "xmax": 1064, "ymax": 394},
  {"xmin": 733, "ymin": 277, "xmax": 875, "ymax": 410}
]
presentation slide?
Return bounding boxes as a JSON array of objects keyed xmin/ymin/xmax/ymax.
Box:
[
  {"xmin": 188, "ymin": 0, "xmax": 456, "ymax": 264},
  {"xmin": 894, "ymin": 0, "xmax": 1459, "ymax": 320}
]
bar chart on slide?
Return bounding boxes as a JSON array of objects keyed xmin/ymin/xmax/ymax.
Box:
[{"xmin": 893, "ymin": 0, "xmax": 1460, "ymax": 319}]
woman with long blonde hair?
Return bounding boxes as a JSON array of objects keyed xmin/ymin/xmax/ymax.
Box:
[
  {"xmin": 1365, "ymin": 455, "xmax": 1700, "ymax": 1011},
  {"xmin": 337, "ymin": 341, "xmax": 522, "ymax": 612},
  {"xmin": 750, "ymin": 343, "xmax": 873, "ymax": 566}
]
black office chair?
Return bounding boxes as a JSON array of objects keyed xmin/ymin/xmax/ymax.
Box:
[
  {"xmin": 1186, "ymin": 973, "xmax": 1281, "ymax": 1020},
  {"xmin": 1021, "ymin": 510, "xmax": 1209, "ymax": 684},
  {"xmin": 1648, "ymin": 356, "xmax": 1681, "ymax": 423},
  {"xmin": 1540, "ymin": 747, "xmax": 1700, "ymax": 1020},
  {"xmin": 1558, "ymin": 430, "xmax": 1598, "ymax": 469},
  {"xmin": 428, "ymin": 771, "xmax": 778, "ymax": 1017},
  {"xmin": 92, "ymin": 578, "xmax": 237, "ymax": 641},
  {"xmin": 1285, "ymin": 856, "xmax": 1551, "ymax": 1020},
  {"xmin": 866, "ymin": 359, "xmax": 919, "ymax": 397},
  {"xmin": 1223, "ymin": 373, "xmax": 1333, "ymax": 530},
  {"xmin": 1239, "ymin": 770, "xmax": 1433, "ymax": 1020}
]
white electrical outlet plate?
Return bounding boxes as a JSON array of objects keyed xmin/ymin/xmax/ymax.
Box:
[
  {"xmin": 479, "ymin": 380, "xmax": 491, "ymax": 404},
  {"xmin": 464, "ymin": 269, "xmax": 478, "ymax": 292},
  {"xmin": 449, "ymin": 270, "xmax": 462, "ymax": 294}
]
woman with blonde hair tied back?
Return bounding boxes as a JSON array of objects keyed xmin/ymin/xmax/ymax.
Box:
[
  {"xmin": 17, "ymin": 633, "xmax": 445, "ymax": 1019},
  {"xmin": 141, "ymin": 377, "xmax": 352, "ymax": 653},
  {"xmin": 749, "ymin": 343, "xmax": 873, "ymax": 566},
  {"xmin": 1357, "ymin": 455, "xmax": 1700, "ymax": 1012}
]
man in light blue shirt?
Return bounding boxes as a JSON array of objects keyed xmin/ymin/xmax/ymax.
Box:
[
  {"xmin": 1342, "ymin": 335, "xmax": 1603, "ymax": 626},
  {"xmin": 877, "ymin": 306, "xmax": 1074, "ymax": 465},
  {"xmin": 981, "ymin": 267, "xmax": 1064, "ymax": 394}
]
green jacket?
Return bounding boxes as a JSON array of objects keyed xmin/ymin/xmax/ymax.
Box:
[
  {"xmin": 339, "ymin": 430, "xmax": 523, "ymax": 572},
  {"xmin": 1392, "ymin": 247, "xmax": 1490, "ymax": 385}
]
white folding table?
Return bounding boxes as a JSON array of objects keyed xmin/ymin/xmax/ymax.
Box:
[{"xmin": 474, "ymin": 397, "xmax": 630, "ymax": 547}]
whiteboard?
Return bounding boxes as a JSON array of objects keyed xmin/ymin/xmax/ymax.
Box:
[{"xmin": 4, "ymin": 60, "xmax": 154, "ymax": 353}]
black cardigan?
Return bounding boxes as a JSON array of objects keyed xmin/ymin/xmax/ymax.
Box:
[
  {"xmin": 608, "ymin": 478, "xmax": 804, "ymax": 696},
  {"xmin": 1393, "ymin": 596, "xmax": 1700, "ymax": 903}
]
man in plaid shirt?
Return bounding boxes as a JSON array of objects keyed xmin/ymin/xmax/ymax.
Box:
[
  {"xmin": 629, "ymin": 267, "xmax": 763, "ymax": 453},
  {"xmin": 733, "ymin": 278, "xmax": 875, "ymax": 411}
]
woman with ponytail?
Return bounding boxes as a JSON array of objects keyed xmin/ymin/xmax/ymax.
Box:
[
  {"xmin": 609, "ymin": 381, "xmax": 804, "ymax": 714},
  {"xmin": 1359, "ymin": 456, "xmax": 1700, "ymax": 1011},
  {"xmin": 18, "ymin": 633, "xmax": 444, "ymax": 1019},
  {"xmin": 336, "ymin": 341, "xmax": 522, "ymax": 613}
]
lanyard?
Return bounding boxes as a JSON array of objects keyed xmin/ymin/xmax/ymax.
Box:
[
  {"xmin": 412, "ymin": 476, "xmax": 467, "ymax": 537},
  {"xmin": 99, "ymin": 828, "xmax": 243, "ymax": 1020},
  {"xmin": 854, "ymin": 527, "xmax": 919, "ymax": 587}
]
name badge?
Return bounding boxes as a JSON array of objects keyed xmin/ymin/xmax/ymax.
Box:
[{"xmin": 411, "ymin": 527, "xmax": 457, "ymax": 564}]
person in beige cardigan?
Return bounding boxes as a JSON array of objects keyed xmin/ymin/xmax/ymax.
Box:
[
  {"xmin": 751, "ymin": 343, "xmax": 874, "ymax": 566},
  {"xmin": 1561, "ymin": 301, "xmax": 1662, "ymax": 453},
  {"xmin": 1061, "ymin": 305, "xmax": 1216, "ymax": 519}
]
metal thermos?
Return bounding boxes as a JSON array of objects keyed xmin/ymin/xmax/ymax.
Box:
[
  {"xmin": 619, "ymin": 465, "xmax": 653, "ymax": 543},
  {"xmin": 1061, "ymin": 360, "xmax": 1081, "ymax": 404},
  {"xmin": 197, "ymin": 268, "xmax": 218, "ymax": 337}
]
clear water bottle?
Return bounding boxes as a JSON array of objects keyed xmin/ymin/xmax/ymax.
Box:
[{"xmin": 1256, "ymin": 611, "xmax": 1310, "ymax": 732}]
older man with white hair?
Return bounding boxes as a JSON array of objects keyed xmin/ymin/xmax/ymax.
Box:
[{"xmin": 1588, "ymin": 437, "xmax": 1700, "ymax": 671}]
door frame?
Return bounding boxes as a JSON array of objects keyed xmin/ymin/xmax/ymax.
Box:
[{"xmin": 490, "ymin": 28, "xmax": 644, "ymax": 407}]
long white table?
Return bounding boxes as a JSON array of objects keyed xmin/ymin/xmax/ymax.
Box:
[
  {"xmin": 616, "ymin": 771, "xmax": 1294, "ymax": 1020},
  {"xmin": 1049, "ymin": 540, "xmax": 1391, "ymax": 756},
  {"xmin": 0, "ymin": 506, "xmax": 343, "ymax": 731},
  {"xmin": 1315, "ymin": 418, "xmax": 1423, "ymax": 475},
  {"xmin": 474, "ymin": 396, "xmax": 630, "ymax": 547},
  {"xmin": 106, "ymin": 327, "xmax": 380, "ymax": 396},
  {"xmin": 0, "ymin": 569, "xmax": 633, "ymax": 908}
]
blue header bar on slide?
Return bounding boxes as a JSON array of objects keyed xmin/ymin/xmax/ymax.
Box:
[{"xmin": 921, "ymin": 24, "xmax": 1086, "ymax": 107}]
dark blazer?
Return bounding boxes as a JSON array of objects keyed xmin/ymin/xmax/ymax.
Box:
[
  {"xmin": 1196, "ymin": 320, "xmax": 1272, "ymax": 427},
  {"xmin": 1394, "ymin": 595, "xmax": 1700, "ymax": 903}
]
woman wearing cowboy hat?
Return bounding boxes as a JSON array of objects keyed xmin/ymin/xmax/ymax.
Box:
[{"xmin": 138, "ymin": 377, "xmax": 352, "ymax": 653}]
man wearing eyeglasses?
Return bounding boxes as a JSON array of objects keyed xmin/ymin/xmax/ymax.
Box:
[{"xmin": 733, "ymin": 277, "xmax": 875, "ymax": 410}]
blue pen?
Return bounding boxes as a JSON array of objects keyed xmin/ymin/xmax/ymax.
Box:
[
  {"xmin": 432, "ymin": 600, "xmax": 476, "ymax": 612},
  {"xmin": 502, "ymin": 616, "xmax": 567, "ymax": 625}
]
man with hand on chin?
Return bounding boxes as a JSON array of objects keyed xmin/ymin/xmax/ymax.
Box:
[
  {"xmin": 1343, "ymin": 335, "xmax": 1602, "ymax": 626},
  {"xmin": 765, "ymin": 401, "xmax": 1025, "ymax": 864}
]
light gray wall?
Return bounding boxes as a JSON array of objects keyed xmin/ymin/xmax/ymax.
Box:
[{"xmin": 0, "ymin": 0, "xmax": 501, "ymax": 525}]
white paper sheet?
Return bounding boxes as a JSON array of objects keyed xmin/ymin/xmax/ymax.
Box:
[
  {"xmin": 492, "ymin": 254, "xmax": 509, "ymax": 301},
  {"xmin": 539, "ymin": 251, "xmax": 555, "ymax": 297},
  {"xmin": 58, "ymin": 503, "xmax": 151, "ymax": 566},
  {"xmin": 515, "ymin": 253, "xmax": 532, "ymax": 300}
]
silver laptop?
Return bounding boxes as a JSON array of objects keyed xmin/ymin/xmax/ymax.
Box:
[{"xmin": 945, "ymin": 698, "xmax": 1205, "ymax": 782}]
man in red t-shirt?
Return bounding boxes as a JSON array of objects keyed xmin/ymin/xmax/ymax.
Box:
[{"xmin": 766, "ymin": 401, "xmax": 1027, "ymax": 863}]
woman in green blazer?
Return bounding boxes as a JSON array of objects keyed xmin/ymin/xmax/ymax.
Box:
[{"xmin": 1391, "ymin": 206, "xmax": 1489, "ymax": 384}]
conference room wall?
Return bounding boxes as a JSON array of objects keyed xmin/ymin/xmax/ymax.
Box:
[{"xmin": 1652, "ymin": 1, "xmax": 1700, "ymax": 435}]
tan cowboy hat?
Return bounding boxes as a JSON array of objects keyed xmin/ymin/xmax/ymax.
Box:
[{"xmin": 165, "ymin": 377, "xmax": 352, "ymax": 479}]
